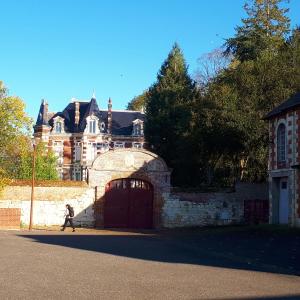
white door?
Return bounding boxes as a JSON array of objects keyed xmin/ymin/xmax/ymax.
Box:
[{"xmin": 279, "ymin": 178, "xmax": 289, "ymax": 224}]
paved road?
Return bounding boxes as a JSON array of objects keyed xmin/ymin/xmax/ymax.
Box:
[{"xmin": 0, "ymin": 227, "xmax": 299, "ymax": 300}]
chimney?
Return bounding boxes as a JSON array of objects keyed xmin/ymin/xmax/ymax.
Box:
[
  {"xmin": 41, "ymin": 99, "xmax": 48, "ymax": 124},
  {"xmin": 107, "ymin": 98, "xmax": 112, "ymax": 134},
  {"xmin": 74, "ymin": 101, "xmax": 80, "ymax": 129}
]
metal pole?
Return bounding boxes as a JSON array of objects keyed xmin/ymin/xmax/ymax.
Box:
[{"xmin": 29, "ymin": 144, "xmax": 36, "ymax": 230}]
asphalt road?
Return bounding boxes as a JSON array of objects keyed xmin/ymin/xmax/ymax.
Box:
[{"xmin": 0, "ymin": 226, "xmax": 299, "ymax": 300}]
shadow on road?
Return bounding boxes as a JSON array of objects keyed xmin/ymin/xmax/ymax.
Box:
[
  {"xmin": 220, "ymin": 296, "xmax": 300, "ymax": 300},
  {"xmin": 19, "ymin": 226, "xmax": 300, "ymax": 277}
]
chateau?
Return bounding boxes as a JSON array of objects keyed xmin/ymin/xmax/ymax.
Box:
[{"xmin": 33, "ymin": 94, "xmax": 145, "ymax": 180}]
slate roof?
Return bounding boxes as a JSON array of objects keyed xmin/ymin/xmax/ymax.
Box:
[
  {"xmin": 38, "ymin": 97, "xmax": 144, "ymax": 135},
  {"xmin": 110, "ymin": 111, "xmax": 145, "ymax": 135},
  {"xmin": 36, "ymin": 100, "xmax": 49, "ymax": 126},
  {"xmin": 265, "ymin": 92, "xmax": 300, "ymax": 120}
]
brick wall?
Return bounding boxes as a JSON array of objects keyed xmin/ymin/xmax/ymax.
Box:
[{"xmin": 0, "ymin": 208, "xmax": 21, "ymax": 228}]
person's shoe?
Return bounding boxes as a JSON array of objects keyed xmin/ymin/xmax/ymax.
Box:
[
  {"xmin": 72, "ymin": 229, "xmax": 75, "ymax": 232},
  {"xmin": 60, "ymin": 228, "xmax": 65, "ymax": 231}
]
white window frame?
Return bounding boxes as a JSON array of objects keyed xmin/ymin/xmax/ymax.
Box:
[
  {"xmin": 132, "ymin": 119, "xmax": 144, "ymax": 136},
  {"xmin": 52, "ymin": 116, "xmax": 65, "ymax": 134},
  {"xmin": 132, "ymin": 142, "xmax": 143, "ymax": 149},
  {"xmin": 85, "ymin": 115, "xmax": 99, "ymax": 135},
  {"xmin": 114, "ymin": 142, "xmax": 125, "ymax": 149}
]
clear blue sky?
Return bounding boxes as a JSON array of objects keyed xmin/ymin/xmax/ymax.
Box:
[{"xmin": 0, "ymin": 0, "xmax": 299, "ymax": 120}]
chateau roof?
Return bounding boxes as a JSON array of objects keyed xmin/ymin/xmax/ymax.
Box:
[
  {"xmin": 36, "ymin": 99, "xmax": 49, "ymax": 126},
  {"xmin": 265, "ymin": 92, "xmax": 300, "ymax": 120},
  {"xmin": 37, "ymin": 97, "xmax": 144, "ymax": 135}
]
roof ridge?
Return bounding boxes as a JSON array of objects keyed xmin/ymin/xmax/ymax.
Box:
[{"xmin": 101, "ymin": 109, "xmax": 144, "ymax": 114}]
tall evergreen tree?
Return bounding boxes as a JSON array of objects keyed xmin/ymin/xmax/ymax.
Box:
[
  {"xmin": 145, "ymin": 44, "xmax": 199, "ymax": 186},
  {"xmin": 226, "ymin": 0, "xmax": 290, "ymax": 61}
]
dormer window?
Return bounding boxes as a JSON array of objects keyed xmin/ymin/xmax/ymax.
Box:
[
  {"xmin": 89, "ymin": 119, "xmax": 96, "ymax": 134},
  {"xmin": 52, "ymin": 116, "xmax": 65, "ymax": 134},
  {"xmin": 55, "ymin": 122, "xmax": 62, "ymax": 133},
  {"xmin": 132, "ymin": 119, "xmax": 144, "ymax": 136},
  {"xmin": 85, "ymin": 116, "xmax": 99, "ymax": 134}
]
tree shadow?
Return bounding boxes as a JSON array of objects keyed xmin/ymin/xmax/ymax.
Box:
[{"xmin": 20, "ymin": 225, "xmax": 300, "ymax": 277}]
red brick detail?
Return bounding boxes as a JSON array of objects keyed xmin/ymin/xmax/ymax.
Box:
[
  {"xmin": 63, "ymin": 140, "xmax": 72, "ymax": 164},
  {"xmin": 0, "ymin": 208, "xmax": 21, "ymax": 227}
]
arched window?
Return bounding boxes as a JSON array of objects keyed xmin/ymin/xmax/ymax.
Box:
[{"xmin": 277, "ymin": 124, "xmax": 286, "ymax": 163}]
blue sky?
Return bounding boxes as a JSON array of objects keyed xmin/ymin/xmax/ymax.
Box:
[{"xmin": 0, "ymin": 0, "xmax": 299, "ymax": 119}]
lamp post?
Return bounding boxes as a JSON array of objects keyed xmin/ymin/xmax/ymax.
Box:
[{"xmin": 29, "ymin": 143, "xmax": 36, "ymax": 230}]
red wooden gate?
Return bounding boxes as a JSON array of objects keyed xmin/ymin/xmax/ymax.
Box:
[
  {"xmin": 244, "ymin": 199, "xmax": 269, "ymax": 224},
  {"xmin": 104, "ymin": 178, "xmax": 153, "ymax": 229}
]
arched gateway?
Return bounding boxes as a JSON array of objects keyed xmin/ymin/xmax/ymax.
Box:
[{"xmin": 88, "ymin": 149, "xmax": 171, "ymax": 229}]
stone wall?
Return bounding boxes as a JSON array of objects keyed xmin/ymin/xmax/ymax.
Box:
[
  {"xmin": 162, "ymin": 183, "xmax": 268, "ymax": 228},
  {"xmin": 0, "ymin": 186, "xmax": 95, "ymax": 227},
  {"xmin": 0, "ymin": 182, "xmax": 268, "ymax": 229}
]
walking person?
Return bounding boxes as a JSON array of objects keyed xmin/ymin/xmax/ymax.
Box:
[{"xmin": 61, "ymin": 204, "xmax": 75, "ymax": 232}]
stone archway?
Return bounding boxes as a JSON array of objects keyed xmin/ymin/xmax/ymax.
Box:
[{"xmin": 88, "ymin": 149, "xmax": 171, "ymax": 228}]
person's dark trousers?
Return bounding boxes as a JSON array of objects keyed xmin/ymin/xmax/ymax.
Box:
[{"xmin": 62, "ymin": 217, "xmax": 75, "ymax": 230}]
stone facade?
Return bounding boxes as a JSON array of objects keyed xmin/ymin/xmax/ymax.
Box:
[{"xmin": 88, "ymin": 148, "xmax": 171, "ymax": 228}]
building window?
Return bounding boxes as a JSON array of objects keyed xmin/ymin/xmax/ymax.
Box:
[
  {"xmin": 75, "ymin": 172, "xmax": 81, "ymax": 181},
  {"xmin": 74, "ymin": 143, "xmax": 81, "ymax": 161},
  {"xmin": 55, "ymin": 122, "xmax": 62, "ymax": 133},
  {"xmin": 100, "ymin": 122, "xmax": 105, "ymax": 132},
  {"xmin": 97, "ymin": 142, "xmax": 109, "ymax": 153},
  {"xmin": 277, "ymin": 124, "xmax": 286, "ymax": 163},
  {"xmin": 87, "ymin": 143, "xmax": 97, "ymax": 161},
  {"xmin": 132, "ymin": 142, "xmax": 142, "ymax": 149},
  {"xmin": 114, "ymin": 142, "xmax": 125, "ymax": 149},
  {"xmin": 132, "ymin": 119, "xmax": 144, "ymax": 136},
  {"xmin": 133, "ymin": 124, "xmax": 142, "ymax": 136},
  {"xmin": 89, "ymin": 120, "xmax": 96, "ymax": 134},
  {"xmin": 53, "ymin": 141, "xmax": 63, "ymax": 165}
]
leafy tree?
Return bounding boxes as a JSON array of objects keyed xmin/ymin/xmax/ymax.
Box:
[
  {"xmin": 0, "ymin": 81, "xmax": 58, "ymax": 181},
  {"xmin": 17, "ymin": 142, "xmax": 59, "ymax": 180},
  {"xmin": 127, "ymin": 90, "xmax": 148, "ymax": 111},
  {"xmin": 145, "ymin": 43, "xmax": 200, "ymax": 186},
  {"xmin": 226, "ymin": 0, "xmax": 290, "ymax": 61},
  {"xmin": 191, "ymin": 0, "xmax": 298, "ymax": 184}
]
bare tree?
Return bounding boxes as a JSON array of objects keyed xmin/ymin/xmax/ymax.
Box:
[{"xmin": 194, "ymin": 48, "xmax": 232, "ymax": 91}]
